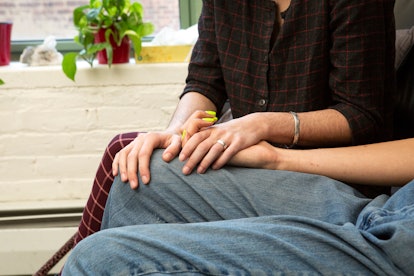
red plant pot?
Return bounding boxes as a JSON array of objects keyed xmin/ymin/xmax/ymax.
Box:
[
  {"xmin": 0, "ymin": 22, "xmax": 13, "ymax": 66},
  {"xmin": 95, "ymin": 28, "xmax": 131, "ymax": 64}
]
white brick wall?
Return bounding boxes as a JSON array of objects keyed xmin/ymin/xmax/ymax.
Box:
[{"xmin": 0, "ymin": 62, "xmax": 187, "ymax": 203}]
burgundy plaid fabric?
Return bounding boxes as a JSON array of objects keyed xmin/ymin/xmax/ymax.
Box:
[
  {"xmin": 74, "ymin": 132, "xmax": 138, "ymax": 245},
  {"xmin": 184, "ymin": 0, "xmax": 396, "ymax": 144}
]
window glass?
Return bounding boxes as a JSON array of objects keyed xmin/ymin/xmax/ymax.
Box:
[{"xmin": 0, "ymin": 0, "xmax": 180, "ymax": 41}]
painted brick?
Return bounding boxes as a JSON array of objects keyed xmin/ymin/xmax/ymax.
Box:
[{"xmin": 0, "ymin": 63, "xmax": 187, "ymax": 203}]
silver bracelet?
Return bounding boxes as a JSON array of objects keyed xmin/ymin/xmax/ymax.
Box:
[{"xmin": 288, "ymin": 111, "xmax": 300, "ymax": 148}]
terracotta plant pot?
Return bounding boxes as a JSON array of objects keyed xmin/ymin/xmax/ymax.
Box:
[{"xmin": 95, "ymin": 28, "xmax": 131, "ymax": 64}]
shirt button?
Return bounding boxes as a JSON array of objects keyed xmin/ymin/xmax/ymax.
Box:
[
  {"xmin": 263, "ymin": 55, "xmax": 268, "ymax": 62},
  {"xmin": 258, "ymin": 99, "xmax": 267, "ymax": 106}
]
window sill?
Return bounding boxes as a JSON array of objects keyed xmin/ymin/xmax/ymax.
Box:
[{"xmin": 0, "ymin": 59, "xmax": 188, "ymax": 88}]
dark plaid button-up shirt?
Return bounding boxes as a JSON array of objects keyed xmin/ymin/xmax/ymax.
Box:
[{"xmin": 183, "ymin": 0, "xmax": 395, "ymax": 145}]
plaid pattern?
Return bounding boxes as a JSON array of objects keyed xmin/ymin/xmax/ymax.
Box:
[
  {"xmin": 74, "ymin": 132, "xmax": 139, "ymax": 245},
  {"xmin": 184, "ymin": 0, "xmax": 395, "ymax": 144}
]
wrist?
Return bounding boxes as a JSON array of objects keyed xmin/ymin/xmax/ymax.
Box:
[
  {"xmin": 243, "ymin": 112, "xmax": 276, "ymax": 141},
  {"xmin": 250, "ymin": 112, "xmax": 298, "ymax": 145},
  {"xmin": 286, "ymin": 111, "xmax": 300, "ymax": 148},
  {"xmin": 165, "ymin": 126, "xmax": 182, "ymax": 136},
  {"xmin": 274, "ymin": 147, "xmax": 298, "ymax": 171},
  {"xmin": 255, "ymin": 142, "xmax": 289, "ymax": 171}
]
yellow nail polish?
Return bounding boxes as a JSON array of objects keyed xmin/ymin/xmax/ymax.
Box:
[
  {"xmin": 205, "ymin": 110, "xmax": 216, "ymax": 116},
  {"xmin": 202, "ymin": 117, "xmax": 218, "ymax": 122},
  {"xmin": 181, "ymin": 129, "xmax": 187, "ymax": 140}
]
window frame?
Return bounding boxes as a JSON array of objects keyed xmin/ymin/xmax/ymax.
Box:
[
  {"xmin": 179, "ymin": 0, "xmax": 202, "ymax": 29},
  {"xmin": 10, "ymin": 0, "xmax": 202, "ymax": 61}
]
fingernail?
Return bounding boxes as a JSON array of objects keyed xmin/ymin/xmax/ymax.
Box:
[
  {"xmin": 202, "ymin": 117, "xmax": 218, "ymax": 122},
  {"xmin": 179, "ymin": 153, "xmax": 186, "ymax": 161},
  {"xmin": 130, "ymin": 179, "xmax": 137, "ymax": 188},
  {"xmin": 197, "ymin": 166, "xmax": 206, "ymax": 174},
  {"xmin": 121, "ymin": 173, "xmax": 126, "ymax": 182},
  {"xmin": 163, "ymin": 152, "xmax": 172, "ymax": 161},
  {"xmin": 181, "ymin": 129, "xmax": 187, "ymax": 141},
  {"xmin": 141, "ymin": 175, "xmax": 149, "ymax": 184},
  {"xmin": 205, "ymin": 110, "xmax": 216, "ymax": 116},
  {"xmin": 182, "ymin": 166, "xmax": 191, "ymax": 175}
]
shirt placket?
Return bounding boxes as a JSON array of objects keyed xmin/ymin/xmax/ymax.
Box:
[{"xmin": 254, "ymin": 1, "xmax": 277, "ymax": 112}]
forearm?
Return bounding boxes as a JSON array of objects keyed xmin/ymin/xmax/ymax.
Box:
[
  {"xmin": 278, "ymin": 138, "xmax": 414, "ymax": 187},
  {"xmin": 252, "ymin": 109, "xmax": 352, "ymax": 147},
  {"xmin": 327, "ymin": 0, "xmax": 395, "ymax": 144},
  {"xmin": 166, "ymin": 92, "xmax": 217, "ymax": 134}
]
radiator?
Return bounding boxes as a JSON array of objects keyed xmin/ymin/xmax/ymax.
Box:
[{"xmin": 0, "ymin": 201, "xmax": 83, "ymax": 275}]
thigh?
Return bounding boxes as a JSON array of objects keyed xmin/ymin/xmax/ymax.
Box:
[
  {"xmin": 64, "ymin": 216, "xmax": 402, "ymax": 275},
  {"xmin": 357, "ymin": 180, "xmax": 414, "ymax": 274},
  {"xmin": 75, "ymin": 132, "xmax": 139, "ymax": 244},
  {"xmin": 102, "ymin": 149, "xmax": 372, "ymax": 229}
]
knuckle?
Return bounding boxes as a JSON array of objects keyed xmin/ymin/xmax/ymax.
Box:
[
  {"xmin": 138, "ymin": 151, "xmax": 148, "ymax": 160},
  {"xmin": 197, "ymin": 142, "xmax": 211, "ymax": 152},
  {"xmin": 127, "ymin": 151, "xmax": 137, "ymax": 162},
  {"xmin": 194, "ymin": 110, "xmax": 205, "ymax": 117},
  {"xmin": 191, "ymin": 131, "xmax": 204, "ymax": 140}
]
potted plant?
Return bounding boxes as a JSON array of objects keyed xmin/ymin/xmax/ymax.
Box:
[{"xmin": 62, "ymin": 0, "xmax": 154, "ymax": 81}]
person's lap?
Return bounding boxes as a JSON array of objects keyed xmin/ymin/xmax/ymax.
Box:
[
  {"xmin": 63, "ymin": 150, "xmax": 414, "ymax": 275},
  {"xmin": 102, "ymin": 150, "xmax": 374, "ymax": 228},
  {"xmin": 67, "ymin": 215, "xmax": 408, "ymax": 275}
]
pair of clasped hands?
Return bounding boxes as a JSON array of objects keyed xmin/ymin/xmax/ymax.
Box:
[{"xmin": 112, "ymin": 110, "xmax": 277, "ymax": 189}]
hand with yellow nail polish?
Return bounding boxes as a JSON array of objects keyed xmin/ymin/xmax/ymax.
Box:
[{"xmin": 180, "ymin": 110, "xmax": 218, "ymax": 146}]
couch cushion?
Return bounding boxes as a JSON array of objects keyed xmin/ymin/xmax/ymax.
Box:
[
  {"xmin": 395, "ymin": 28, "xmax": 414, "ymax": 69},
  {"xmin": 394, "ymin": 0, "xmax": 414, "ymax": 29},
  {"xmin": 394, "ymin": 27, "xmax": 414, "ymax": 139}
]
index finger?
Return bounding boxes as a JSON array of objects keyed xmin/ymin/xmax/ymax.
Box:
[{"xmin": 134, "ymin": 132, "xmax": 167, "ymax": 186}]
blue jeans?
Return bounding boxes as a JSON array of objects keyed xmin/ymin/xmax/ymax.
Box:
[{"xmin": 63, "ymin": 150, "xmax": 414, "ymax": 275}]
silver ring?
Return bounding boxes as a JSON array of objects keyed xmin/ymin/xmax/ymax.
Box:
[{"xmin": 216, "ymin": 139, "xmax": 227, "ymax": 149}]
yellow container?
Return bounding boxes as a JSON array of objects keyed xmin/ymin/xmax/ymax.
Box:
[{"xmin": 135, "ymin": 45, "xmax": 194, "ymax": 63}]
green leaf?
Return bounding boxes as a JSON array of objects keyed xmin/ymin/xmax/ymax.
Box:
[
  {"xmin": 73, "ymin": 5, "xmax": 89, "ymax": 26},
  {"xmin": 104, "ymin": 28, "xmax": 117, "ymax": 45},
  {"xmin": 130, "ymin": 2, "xmax": 143, "ymax": 15},
  {"xmin": 91, "ymin": 0, "xmax": 101, "ymax": 9},
  {"xmin": 0, "ymin": 79, "xmax": 4, "ymax": 85},
  {"xmin": 123, "ymin": 30, "xmax": 138, "ymax": 37},
  {"xmin": 140, "ymin": 22, "xmax": 154, "ymax": 37},
  {"xmin": 87, "ymin": 42, "xmax": 110, "ymax": 55},
  {"xmin": 105, "ymin": 43, "xmax": 114, "ymax": 67},
  {"xmin": 86, "ymin": 7, "xmax": 102, "ymax": 22},
  {"xmin": 128, "ymin": 34, "xmax": 142, "ymax": 56},
  {"xmin": 83, "ymin": 30, "xmax": 96, "ymax": 47},
  {"xmin": 62, "ymin": 52, "xmax": 79, "ymax": 81}
]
